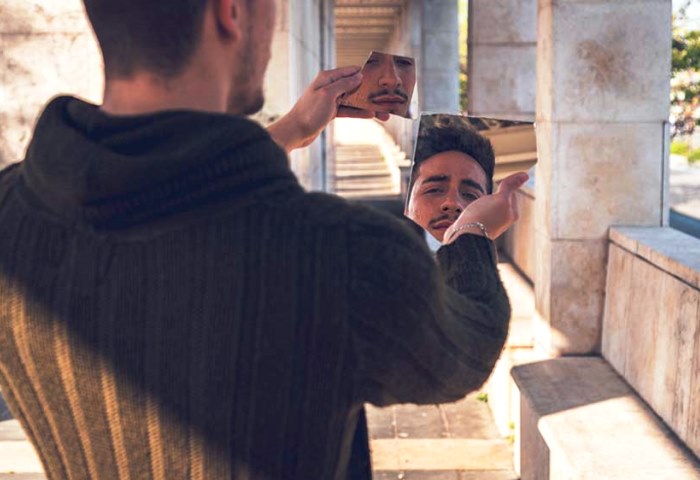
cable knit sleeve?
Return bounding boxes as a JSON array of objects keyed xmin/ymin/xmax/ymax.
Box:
[{"xmin": 347, "ymin": 209, "xmax": 511, "ymax": 407}]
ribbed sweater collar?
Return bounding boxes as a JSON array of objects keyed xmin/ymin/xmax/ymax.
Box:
[{"xmin": 20, "ymin": 96, "xmax": 300, "ymax": 229}]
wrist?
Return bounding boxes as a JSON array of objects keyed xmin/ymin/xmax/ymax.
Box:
[
  {"xmin": 444, "ymin": 222, "xmax": 490, "ymax": 244},
  {"xmin": 267, "ymin": 114, "xmax": 303, "ymax": 153}
]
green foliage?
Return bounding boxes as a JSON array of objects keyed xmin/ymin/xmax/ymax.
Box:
[
  {"xmin": 459, "ymin": 0, "xmax": 468, "ymax": 113},
  {"xmin": 671, "ymin": 141, "xmax": 690, "ymax": 156},
  {"xmin": 689, "ymin": 149, "xmax": 700, "ymax": 163},
  {"xmin": 673, "ymin": 30, "xmax": 700, "ymax": 74},
  {"xmin": 670, "ymin": 141, "xmax": 700, "ymax": 163},
  {"xmin": 476, "ymin": 392, "xmax": 488, "ymax": 403}
]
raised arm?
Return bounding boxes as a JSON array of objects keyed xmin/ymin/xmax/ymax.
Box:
[{"xmin": 349, "ymin": 173, "xmax": 527, "ymax": 406}]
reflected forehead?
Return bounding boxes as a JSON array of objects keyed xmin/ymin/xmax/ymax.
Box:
[{"xmin": 417, "ymin": 151, "xmax": 488, "ymax": 187}]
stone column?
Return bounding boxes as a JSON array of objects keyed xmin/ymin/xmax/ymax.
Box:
[
  {"xmin": 466, "ymin": 0, "xmax": 537, "ymax": 121},
  {"xmin": 288, "ymin": 0, "xmax": 334, "ymax": 191},
  {"xmin": 534, "ymin": 0, "xmax": 672, "ymax": 355},
  {"xmin": 421, "ymin": 0, "xmax": 460, "ymax": 113},
  {"xmin": 0, "ymin": 1, "xmax": 103, "ymax": 168}
]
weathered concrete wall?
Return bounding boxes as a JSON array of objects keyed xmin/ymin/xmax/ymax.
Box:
[
  {"xmin": 383, "ymin": 0, "xmax": 422, "ymax": 160},
  {"xmin": 467, "ymin": 0, "xmax": 536, "ymax": 121},
  {"xmin": 288, "ymin": 0, "xmax": 334, "ymax": 191},
  {"xmin": 500, "ymin": 188, "xmax": 536, "ymax": 281},
  {"xmin": 421, "ymin": 0, "xmax": 460, "ymax": 113},
  {"xmin": 603, "ymin": 227, "xmax": 700, "ymax": 459},
  {"xmin": 533, "ymin": 0, "xmax": 672, "ymax": 355},
  {"xmin": 0, "ymin": 1, "xmax": 103, "ymax": 168},
  {"xmin": 382, "ymin": 0, "xmax": 460, "ymax": 169},
  {"xmin": 1, "ymin": 0, "xmax": 331, "ymax": 192},
  {"xmin": 254, "ymin": 0, "xmax": 334, "ymax": 191}
]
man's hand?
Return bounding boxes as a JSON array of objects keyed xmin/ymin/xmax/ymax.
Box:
[
  {"xmin": 443, "ymin": 172, "xmax": 529, "ymax": 244},
  {"xmin": 267, "ymin": 66, "xmax": 390, "ymax": 153}
]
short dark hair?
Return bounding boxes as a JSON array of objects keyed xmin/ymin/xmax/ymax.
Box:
[
  {"xmin": 83, "ymin": 0, "xmax": 209, "ymax": 78},
  {"xmin": 409, "ymin": 115, "xmax": 496, "ymax": 198}
]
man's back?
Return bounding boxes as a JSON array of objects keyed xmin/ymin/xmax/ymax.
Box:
[{"xmin": 0, "ymin": 97, "xmax": 511, "ymax": 479}]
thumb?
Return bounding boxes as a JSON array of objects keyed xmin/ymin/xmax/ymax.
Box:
[{"xmin": 496, "ymin": 172, "xmax": 529, "ymax": 196}]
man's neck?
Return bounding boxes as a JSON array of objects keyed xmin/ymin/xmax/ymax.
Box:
[{"xmin": 101, "ymin": 69, "xmax": 229, "ymax": 116}]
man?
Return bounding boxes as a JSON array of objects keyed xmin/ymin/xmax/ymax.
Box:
[
  {"xmin": 405, "ymin": 117, "xmax": 499, "ymax": 243},
  {"xmin": 340, "ymin": 51, "xmax": 416, "ymax": 118},
  {"xmin": 0, "ymin": 1, "xmax": 526, "ymax": 479}
]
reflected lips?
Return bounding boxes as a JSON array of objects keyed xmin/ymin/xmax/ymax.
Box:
[
  {"xmin": 431, "ymin": 220, "xmax": 454, "ymax": 230},
  {"xmin": 371, "ymin": 95, "xmax": 406, "ymax": 104}
]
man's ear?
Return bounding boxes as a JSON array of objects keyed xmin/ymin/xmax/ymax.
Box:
[{"xmin": 214, "ymin": 0, "xmax": 242, "ymax": 41}]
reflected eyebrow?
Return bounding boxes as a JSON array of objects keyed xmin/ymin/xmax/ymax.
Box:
[
  {"xmin": 422, "ymin": 175, "xmax": 449, "ymax": 184},
  {"xmin": 461, "ymin": 179, "xmax": 485, "ymax": 194}
]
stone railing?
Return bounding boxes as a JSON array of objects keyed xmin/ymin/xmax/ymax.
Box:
[
  {"xmin": 603, "ymin": 226, "xmax": 700, "ymax": 458},
  {"xmin": 511, "ymin": 226, "xmax": 700, "ymax": 479}
]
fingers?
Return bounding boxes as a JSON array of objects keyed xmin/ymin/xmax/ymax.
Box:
[
  {"xmin": 323, "ymin": 72, "xmax": 363, "ymax": 100},
  {"xmin": 312, "ymin": 66, "xmax": 362, "ymax": 89},
  {"xmin": 496, "ymin": 172, "xmax": 529, "ymax": 196},
  {"xmin": 374, "ymin": 112, "xmax": 391, "ymax": 121},
  {"xmin": 337, "ymin": 106, "xmax": 376, "ymax": 119}
]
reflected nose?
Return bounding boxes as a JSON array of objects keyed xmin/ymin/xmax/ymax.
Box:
[
  {"xmin": 440, "ymin": 190, "xmax": 463, "ymax": 215},
  {"xmin": 378, "ymin": 61, "xmax": 402, "ymax": 90}
]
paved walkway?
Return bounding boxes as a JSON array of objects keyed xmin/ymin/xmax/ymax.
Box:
[
  {"xmin": 367, "ymin": 396, "xmax": 517, "ymax": 480},
  {"xmin": 366, "ymin": 262, "xmax": 528, "ymax": 480},
  {"xmin": 0, "ymin": 420, "xmax": 43, "ymax": 479},
  {"xmin": 670, "ymin": 162, "xmax": 700, "ymax": 219}
]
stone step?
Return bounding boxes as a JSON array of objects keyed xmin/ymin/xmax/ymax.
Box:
[
  {"xmin": 0, "ymin": 420, "xmax": 44, "ymax": 478},
  {"xmin": 370, "ymin": 439, "xmax": 514, "ymax": 471},
  {"xmin": 337, "ymin": 190, "xmax": 399, "ymax": 198},
  {"xmin": 335, "ymin": 173, "xmax": 392, "ymax": 182},
  {"xmin": 513, "ymin": 358, "xmax": 700, "ymax": 479}
]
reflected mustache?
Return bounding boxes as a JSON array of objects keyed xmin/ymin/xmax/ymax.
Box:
[{"xmin": 368, "ymin": 89, "xmax": 409, "ymax": 101}]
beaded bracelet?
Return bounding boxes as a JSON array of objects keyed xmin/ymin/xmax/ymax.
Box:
[{"xmin": 447, "ymin": 221, "xmax": 490, "ymax": 243}]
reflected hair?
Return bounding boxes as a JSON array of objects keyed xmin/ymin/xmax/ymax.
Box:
[
  {"xmin": 410, "ymin": 115, "xmax": 496, "ymax": 198},
  {"xmin": 83, "ymin": 0, "xmax": 209, "ymax": 78}
]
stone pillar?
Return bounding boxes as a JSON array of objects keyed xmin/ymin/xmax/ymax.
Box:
[
  {"xmin": 0, "ymin": 1, "xmax": 103, "ymax": 168},
  {"xmin": 466, "ymin": 0, "xmax": 537, "ymax": 121},
  {"xmin": 283, "ymin": 0, "xmax": 333, "ymax": 191},
  {"xmin": 534, "ymin": 0, "xmax": 672, "ymax": 355},
  {"xmin": 420, "ymin": 0, "xmax": 460, "ymax": 113}
]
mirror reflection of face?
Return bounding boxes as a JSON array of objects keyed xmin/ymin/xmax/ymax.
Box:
[
  {"xmin": 405, "ymin": 151, "xmax": 488, "ymax": 242},
  {"xmin": 340, "ymin": 51, "xmax": 416, "ymax": 118}
]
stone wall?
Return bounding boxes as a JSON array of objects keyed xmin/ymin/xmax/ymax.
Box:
[
  {"xmin": 0, "ymin": 0, "xmax": 103, "ymax": 168},
  {"xmin": 287, "ymin": 0, "xmax": 335, "ymax": 191},
  {"xmin": 383, "ymin": 0, "xmax": 422, "ymax": 160},
  {"xmin": 500, "ymin": 188, "xmax": 536, "ymax": 281},
  {"xmin": 533, "ymin": 0, "xmax": 671, "ymax": 355},
  {"xmin": 603, "ymin": 227, "xmax": 700, "ymax": 459},
  {"xmin": 0, "ymin": 0, "xmax": 332, "ymax": 191},
  {"xmin": 467, "ymin": 0, "xmax": 536, "ymax": 121},
  {"xmin": 383, "ymin": 0, "xmax": 461, "ymax": 176}
]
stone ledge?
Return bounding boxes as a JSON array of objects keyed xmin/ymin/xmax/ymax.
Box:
[
  {"xmin": 512, "ymin": 358, "xmax": 700, "ymax": 479},
  {"xmin": 609, "ymin": 227, "xmax": 700, "ymax": 289}
]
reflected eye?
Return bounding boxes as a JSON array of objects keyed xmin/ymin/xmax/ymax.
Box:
[
  {"xmin": 396, "ymin": 58, "xmax": 414, "ymax": 67},
  {"xmin": 461, "ymin": 192, "xmax": 479, "ymax": 201},
  {"xmin": 424, "ymin": 188, "xmax": 443, "ymax": 195}
]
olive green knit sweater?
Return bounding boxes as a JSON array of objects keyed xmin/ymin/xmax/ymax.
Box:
[{"xmin": 0, "ymin": 97, "xmax": 510, "ymax": 480}]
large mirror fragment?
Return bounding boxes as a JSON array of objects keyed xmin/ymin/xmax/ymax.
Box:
[{"xmin": 405, "ymin": 113, "xmax": 537, "ymax": 243}]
